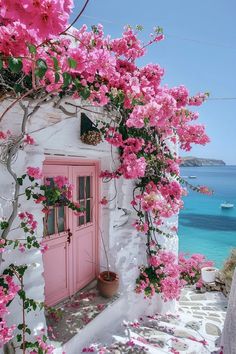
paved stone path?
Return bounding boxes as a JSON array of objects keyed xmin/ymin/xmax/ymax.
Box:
[{"xmin": 83, "ymin": 288, "xmax": 227, "ymax": 353}]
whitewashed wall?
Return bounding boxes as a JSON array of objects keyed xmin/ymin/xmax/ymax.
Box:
[{"xmin": 0, "ymin": 99, "xmax": 178, "ymax": 353}]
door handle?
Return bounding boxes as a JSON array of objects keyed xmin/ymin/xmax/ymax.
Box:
[{"xmin": 67, "ymin": 228, "xmax": 73, "ymax": 244}]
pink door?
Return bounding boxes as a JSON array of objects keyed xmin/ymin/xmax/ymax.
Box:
[
  {"xmin": 72, "ymin": 166, "xmax": 97, "ymax": 292},
  {"xmin": 42, "ymin": 161, "xmax": 99, "ymax": 306}
]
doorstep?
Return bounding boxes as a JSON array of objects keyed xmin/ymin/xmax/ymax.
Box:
[{"xmin": 47, "ymin": 282, "xmax": 125, "ymax": 353}]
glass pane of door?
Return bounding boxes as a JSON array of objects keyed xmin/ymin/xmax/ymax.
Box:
[{"xmin": 77, "ymin": 175, "xmax": 93, "ymax": 226}]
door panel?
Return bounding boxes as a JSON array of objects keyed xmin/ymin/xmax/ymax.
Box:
[
  {"xmin": 43, "ymin": 238, "xmax": 69, "ymax": 306},
  {"xmin": 72, "ymin": 165, "xmax": 97, "ymax": 294},
  {"xmin": 75, "ymin": 230, "xmax": 95, "ymax": 289},
  {"xmin": 42, "ymin": 165, "xmax": 71, "ymax": 306}
]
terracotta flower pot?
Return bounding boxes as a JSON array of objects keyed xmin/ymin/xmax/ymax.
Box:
[{"xmin": 97, "ymin": 271, "xmax": 119, "ymax": 298}]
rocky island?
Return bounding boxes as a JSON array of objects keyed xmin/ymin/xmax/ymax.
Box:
[{"xmin": 181, "ymin": 156, "xmax": 226, "ymax": 167}]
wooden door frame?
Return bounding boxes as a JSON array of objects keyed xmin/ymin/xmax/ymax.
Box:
[{"xmin": 43, "ymin": 156, "xmax": 101, "ymax": 287}]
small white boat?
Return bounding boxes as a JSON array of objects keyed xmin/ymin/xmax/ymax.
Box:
[
  {"xmin": 188, "ymin": 175, "xmax": 197, "ymax": 179},
  {"xmin": 221, "ymin": 202, "xmax": 234, "ymax": 209}
]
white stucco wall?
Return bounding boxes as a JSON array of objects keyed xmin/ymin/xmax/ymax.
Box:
[{"xmin": 0, "ymin": 98, "xmax": 178, "ymax": 353}]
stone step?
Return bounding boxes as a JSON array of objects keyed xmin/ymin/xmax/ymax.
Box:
[{"xmin": 82, "ymin": 289, "xmax": 227, "ymax": 354}]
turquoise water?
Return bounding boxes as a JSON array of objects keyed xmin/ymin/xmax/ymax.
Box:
[{"xmin": 179, "ymin": 166, "xmax": 236, "ymax": 268}]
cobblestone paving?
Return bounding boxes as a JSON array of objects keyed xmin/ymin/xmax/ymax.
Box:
[{"xmin": 83, "ymin": 288, "xmax": 227, "ymax": 353}]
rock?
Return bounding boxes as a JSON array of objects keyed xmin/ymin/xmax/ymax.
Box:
[
  {"xmin": 185, "ymin": 321, "xmax": 201, "ymax": 331},
  {"xmin": 205, "ymin": 322, "xmax": 221, "ymax": 336},
  {"xmin": 180, "ymin": 157, "xmax": 225, "ymax": 167},
  {"xmin": 173, "ymin": 329, "xmax": 193, "ymax": 338},
  {"xmin": 172, "ymin": 340, "xmax": 189, "ymax": 351},
  {"xmin": 190, "ymin": 294, "xmax": 207, "ymax": 300}
]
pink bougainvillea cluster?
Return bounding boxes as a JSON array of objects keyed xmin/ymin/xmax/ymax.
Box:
[
  {"xmin": 178, "ymin": 253, "xmax": 214, "ymax": 287},
  {"xmin": 136, "ymin": 251, "xmax": 214, "ymax": 300},
  {"xmin": 0, "ymin": 276, "xmax": 20, "ymax": 347},
  {"xmin": 135, "ymin": 243, "xmax": 185, "ymax": 301}
]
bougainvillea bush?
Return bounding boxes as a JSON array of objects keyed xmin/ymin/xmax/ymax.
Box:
[
  {"xmin": 135, "ymin": 242, "xmax": 185, "ymax": 301},
  {"xmin": 178, "ymin": 253, "xmax": 214, "ymax": 287},
  {"xmin": 0, "ymin": 0, "xmax": 212, "ymax": 351}
]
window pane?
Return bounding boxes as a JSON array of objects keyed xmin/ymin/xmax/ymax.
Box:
[
  {"xmin": 47, "ymin": 209, "xmax": 55, "ymax": 235},
  {"xmin": 86, "ymin": 200, "xmax": 91, "ymax": 223},
  {"xmin": 86, "ymin": 176, "xmax": 91, "ymax": 198},
  {"xmin": 79, "ymin": 215, "xmax": 84, "ymax": 226},
  {"xmin": 57, "ymin": 206, "xmax": 65, "ymax": 232},
  {"xmin": 78, "ymin": 177, "xmax": 85, "ymax": 200},
  {"xmin": 78, "ymin": 201, "xmax": 85, "ymax": 226}
]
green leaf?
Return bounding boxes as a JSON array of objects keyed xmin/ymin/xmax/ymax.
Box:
[
  {"xmin": 17, "ymin": 177, "xmax": 23, "ymax": 185},
  {"xmin": 8, "ymin": 58, "xmax": 23, "ymax": 73},
  {"xmin": 62, "ymin": 72, "xmax": 72, "ymax": 88},
  {"xmin": 55, "ymin": 72, "xmax": 60, "ymax": 83},
  {"xmin": 25, "ymin": 327, "xmax": 31, "ymax": 335},
  {"xmin": 74, "ymin": 78, "xmax": 82, "ymax": 90},
  {"xmin": 52, "ymin": 57, "xmax": 59, "ymax": 71},
  {"xmin": 16, "ymin": 334, "xmax": 22, "ymax": 342},
  {"xmin": 28, "ymin": 44, "xmax": 36, "ymax": 54},
  {"xmin": 17, "ymin": 323, "xmax": 24, "ymax": 330},
  {"xmin": 80, "ymin": 87, "xmax": 90, "ymax": 100},
  {"xmin": 14, "ymin": 83, "xmax": 24, "ymax": 93},
  {"xmin": 0, "ymin": 59, "xmax": 3, "ymax": 70},
  {"xmin": 68, "ymin": 57, "xmax": 77, "ymax": 69},
  {"xmin": 35, "ymin": 59, "xmax": 48, "ymax": 79},
  {"xmin": 0, "ymin": 221, "xmax": 9, "ymax": 230}
]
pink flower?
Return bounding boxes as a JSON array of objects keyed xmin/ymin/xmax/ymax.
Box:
[
  {"xmin": 26, "ymin": 167, "xmax": 43, "ymax": 180},
  {"xmin": 126, "ymin": 340, "xmax": 135, "ymax": 347},
  {"xmin": 54, "ymin": 175, "xmax": 69, "ymax": 189},
  {"xmin": 188, "ymin": 92, "xmax": 208, "ymax": 106},
  {"xmin": 100, "ymin": 197, "xmax": 108, "ymax": 206},
  {"xmin": 35, "ymin": 195, "xmax": 47, "ymax": 204},
  {"xmin": 0, "ymin": 131, "xmax": 7, "ymax": 140},
  {"xmin": 97, "ymin": 303, "xmax": 105, "ymax": 311},
  {"xmin": 198, "ymin": 186, "xmax": 213, "ymax": 195},
  {"xmin": 42, "ymin": 207, "xmax": 50, "ymax": 215},
  {"xmin": 105, "ymin": 128, "xmax": 123, "ymax": 147},
  {"xmin": 18, "ymin": 212, "xmax": 25, "ymax": 219},
  {"xmin": 40, "ymin": 243, "xmax": 49, "ymax": 254},
  {"xmin": 18, "ymin": 244, "xmax": 25, "ymax": 253},
  {"xmin": 121, "ymin": 154, "xmax": 147, "ymax": 179},
  {"xmin": 148, "ymin": 255, "xmax": 162, "ymax": 267},
  {"xmin": 133, "ymin": 221, "xmax": 149, "ymax": 233},
  {"xmin": 24, "ymin": 134, "xmax": 35, "ymax": 145}
]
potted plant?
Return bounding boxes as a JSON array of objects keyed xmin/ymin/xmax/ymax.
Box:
[
  {"xmin": 80, "ymin": 113, "xmax": 102, "ymax": 146},
  {"xmin": 97, "ymin": 228, "xmax": 119, "ymax": 298}
]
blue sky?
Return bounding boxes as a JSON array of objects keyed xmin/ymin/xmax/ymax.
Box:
[{"xmin": 71, "ymin": 1, "xmax": 236, "ymax": 164}]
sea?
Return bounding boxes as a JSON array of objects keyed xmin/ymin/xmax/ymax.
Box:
[{"xmin": 179, "ymin": 165, "xmax": 236, "ymax": 268}]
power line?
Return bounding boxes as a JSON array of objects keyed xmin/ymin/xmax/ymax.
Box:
[
  {"xmin": 208, "ymin": 97, "xmax": 236, "ymax": 101},
  {"xmin": 81, "ymin": 15, "xmax": 236, "ymax": 51}
]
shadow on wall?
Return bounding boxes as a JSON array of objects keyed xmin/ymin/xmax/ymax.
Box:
[{"xmin": 180, "ymin": 213, "xmax": 236, "ymax": 231}]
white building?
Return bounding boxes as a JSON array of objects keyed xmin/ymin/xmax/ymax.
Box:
[{"xmin": 0, "ymin": 98, "xmax": 178, "ymax": 353}]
